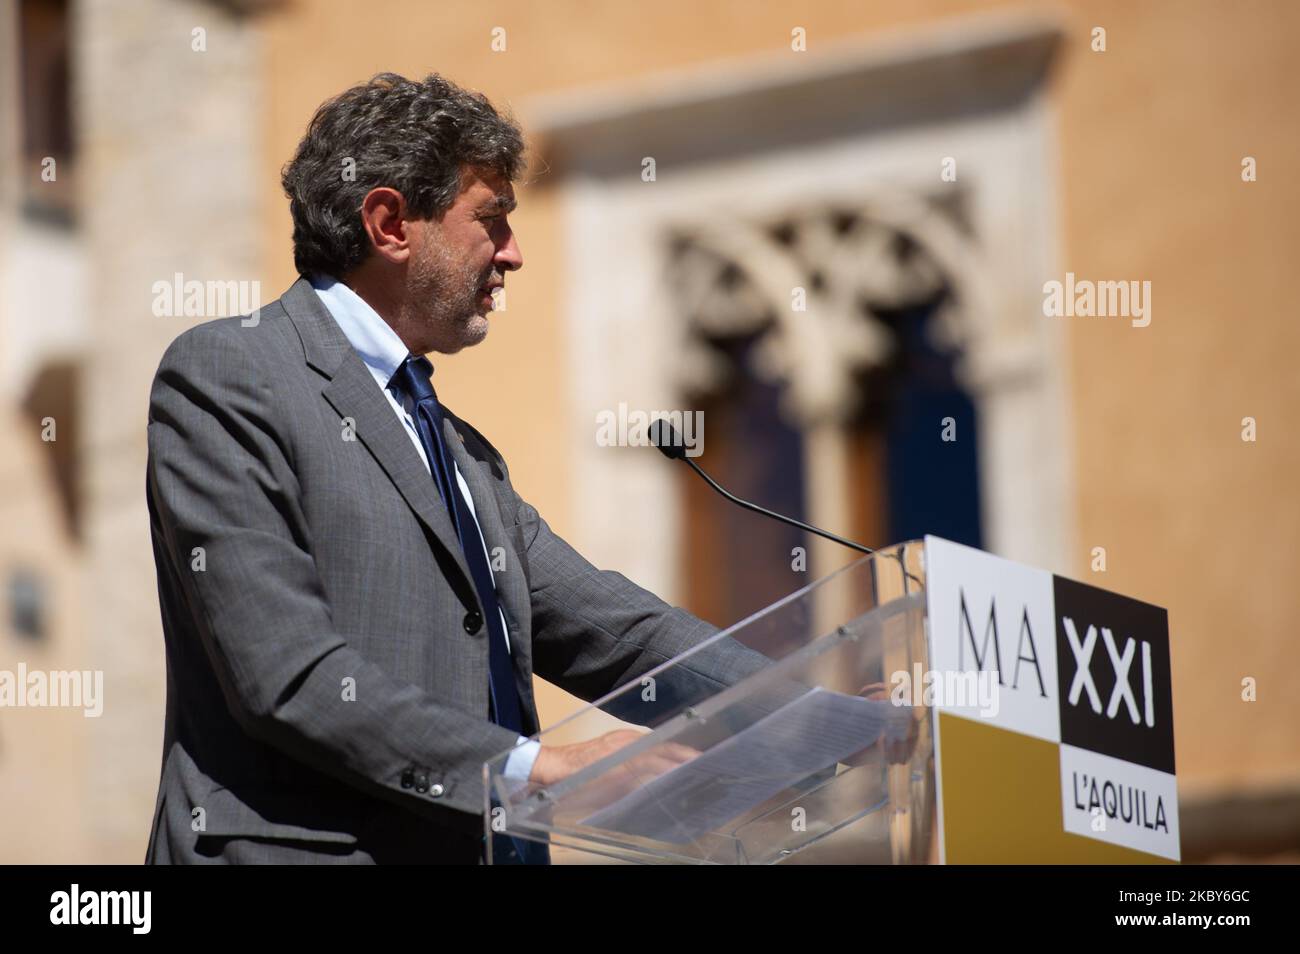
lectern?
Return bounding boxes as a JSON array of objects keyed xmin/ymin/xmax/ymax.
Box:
[
  {"xmin": 484, "ymin": 537, "xmax": 1178, "ymax": 864},
  {"xmin": 485, "ymin": 540, "xmax": 933, "ymax": 864}
]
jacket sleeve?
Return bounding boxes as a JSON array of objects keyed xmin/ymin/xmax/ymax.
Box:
[
  {"xmin": 146, "ymin": 323, "xmax": 521, "ymax": 820},
  {"xmin": 498, "ymin": 465, "xmax": 783, "ymax": 723},
  {"xmin": 510, "ymin": 494, "xmax": 846, "ymax": 787}
]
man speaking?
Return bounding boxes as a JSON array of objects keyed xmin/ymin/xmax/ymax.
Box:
[{"xmin": 143, "ymin": 73, "xmax": 763, "ymax": 864}]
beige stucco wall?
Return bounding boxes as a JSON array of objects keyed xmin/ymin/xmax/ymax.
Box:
[
  {"xmin": 1051, "ymin": 2, "xmax": 1300, "ymax": 796},
  {"xmin": 0, "ymin": 403, "xmax": 88, "ymax": 862}
]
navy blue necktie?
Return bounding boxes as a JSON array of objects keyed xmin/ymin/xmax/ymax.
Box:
[{"xmin": 388, "ymin": 355, "xmax": 549, "ymax": 866}]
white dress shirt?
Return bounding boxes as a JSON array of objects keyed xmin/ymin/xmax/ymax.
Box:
[{"xmin": 311, "ymin": 276, "xmax": 540, "ymax": 783}]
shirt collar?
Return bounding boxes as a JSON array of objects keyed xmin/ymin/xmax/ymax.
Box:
[{"xmin": 309, "ymin": 274, "xmax": 412, "ymax": 391}]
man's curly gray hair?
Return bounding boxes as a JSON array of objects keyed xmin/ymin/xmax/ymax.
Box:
[{"xmin": 280, "ymin": 72, "xmax": 527, "ymax": 279}]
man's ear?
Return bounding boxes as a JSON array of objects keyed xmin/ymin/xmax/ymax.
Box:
[{"xmin": 359, "ymin": 187, "xmax": 411, "ymax": 265}]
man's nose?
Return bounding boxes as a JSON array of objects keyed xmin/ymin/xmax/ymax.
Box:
[{"xmin": 496, "ymin": 229, "xmax": 523, "ymax": 272}]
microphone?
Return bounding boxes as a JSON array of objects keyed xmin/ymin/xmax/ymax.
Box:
[{"xmin": 647, "ymin": 419, "xmax": 874, "ymax": 555}]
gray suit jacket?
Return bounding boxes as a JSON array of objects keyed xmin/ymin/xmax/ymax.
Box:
[{"xmin": 143, "ymin": 277, "xmax": 774, "ymax": 864}]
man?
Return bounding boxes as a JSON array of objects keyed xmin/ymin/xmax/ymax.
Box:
[{"xmin": 143, "ymin": 73, "xmax": 773, "ymax": 865}]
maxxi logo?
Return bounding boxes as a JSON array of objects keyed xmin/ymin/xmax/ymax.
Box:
[
  {"xmin": 50, "ymin": 884, "xmax": 151, "ymax": 934},
  {"xmin": 1054, "ymin": 577, "xmax": 1174, "ymax": 774},
  {"xmin": 1062, "ymin": 617, "xmax": 1156, "ymax": 727}
]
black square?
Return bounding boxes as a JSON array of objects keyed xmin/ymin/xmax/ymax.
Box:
[{"xmin": 1054, "ymin": 576, "xmax": 1174, "ymax": 773}]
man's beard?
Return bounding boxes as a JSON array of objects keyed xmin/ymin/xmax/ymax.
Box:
[{"xmin": 407, "ymin": 242, "xmax": 491, "ymax": 351}]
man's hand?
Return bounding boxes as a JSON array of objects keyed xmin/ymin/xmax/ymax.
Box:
[
  {"xmin": 529, "ymin": 729, "xmax": 699, "ymax": 787},
  {"xmin": 838, "ymin": 681, "xmax": 920, "ymax": 767}
]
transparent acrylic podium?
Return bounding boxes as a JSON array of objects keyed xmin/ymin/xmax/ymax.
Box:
[{"xmin": 484, "ymin": 541, "xmax": 936, "ymax": 864}]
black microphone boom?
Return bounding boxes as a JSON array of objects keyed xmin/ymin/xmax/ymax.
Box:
[{"xmin": 646, "ymin": 419, "xmax": 874, "ymax": 555}]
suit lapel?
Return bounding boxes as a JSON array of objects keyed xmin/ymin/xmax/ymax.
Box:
[
  {"xmin": 281, "ymin": 278, "xmax": 474, "ymax": 592},
  {"xmin": 323, "ymin": 361, "xmax": 476, "ymax": 586}
]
